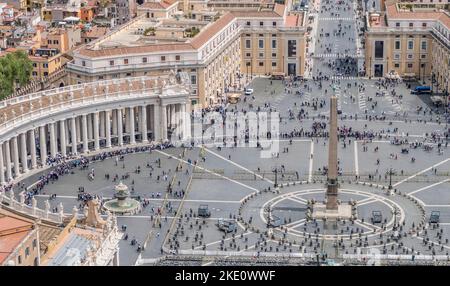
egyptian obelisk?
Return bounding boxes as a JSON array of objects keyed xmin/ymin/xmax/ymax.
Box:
[{"xmin": 326, "ymin": 96, "xmax": 339, "ymax": 210}]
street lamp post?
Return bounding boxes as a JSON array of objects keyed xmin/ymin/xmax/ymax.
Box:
[
  {"xmin": 272, "ymin": 167, "xmax": 278, "ymax": 187},
  {"xmin": 387, "ymin": 168, "xmax": 395, "ymax": 190}
]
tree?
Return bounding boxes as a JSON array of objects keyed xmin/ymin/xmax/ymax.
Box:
[{"xmin": 0, "ymin": 50, "xmax": 33, "ymax": 100}]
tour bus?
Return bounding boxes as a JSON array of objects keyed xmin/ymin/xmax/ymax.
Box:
[{"xmin": 411, "ymin": 86, "xmax": 432, "ymax": 94}]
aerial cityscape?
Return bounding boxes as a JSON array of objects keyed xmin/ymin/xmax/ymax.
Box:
[{"xmin": 0, "ymin": 0, "xmax": 449, "ymax": 267}]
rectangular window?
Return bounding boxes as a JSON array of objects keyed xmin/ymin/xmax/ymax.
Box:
[
  {"xmin": 287, "ymin": 40, "xmax": 296, "ymax": 57},
  {"xmin": 272, "ymin": 62, "xmax": 277, "ymax": 67},
  {"xmin": 259, "ymin": 52, "xmax": 264, "ymax": 58},
  {"xmin": 422, "ymin": 23, "xmax": 427, "ymax": 28},
  {"xmin": 408, "ymin": 40, "xmax": 414, "ymax": 49},
  {"xmin": 246, "ymin": 21, "xmax": 250, "ymax": 26},
  {"xmin": 374, "ymin": 41, "xmax": 384, "ymax": 58},
  {"xmin": 272, "ymin": 22, "xmax": 276, "ymax": 27},
  {"xmin": 272, "ymin": 39, "xmax": 277, "ymax": 49},
  {"xmin": 124, "ymin": 59, "xmax": 128, "ymax": 64},
  {"xmin": 394, "ymin": 54, "xmax": 400, "ymax": 60},
  {"xmin": 407, "ymin": 63, "xmax": 413, "ymax": 68},
  {"xmin": 260, "ymin": 22, "xmax": 264, "ymax": 27},
  {"xmin": 394, "ymin": 63, "xmax": 400, "ymax": 68},
  {"xmin": 110, "ymin": 60, "xmax": 114, "ymax": 66},
  {"xmin": 407, "ymin": 54, "xmax": 413, "ymax": 60},
  {"xmin": 421, "ymin": 41, "xmax": 427, "ymax": 50},
  {"xmin": 395, "ymin": 41, "xmax": 400, "ymax": 50},
  {"xmin": 245, "ymin": 39, "xmax": 251, "ymax": 49},
  {"xmin": 142, "ymin": 57, "xmax": 147, "ymax": 63},
  {"xmin": 272, "ymin": 53, "xmax": 277, "ymax": 58},
  {"xmin": 409, "ymin": 23, "xmax": 413, "ymax": 28},
  {"xmin": 258, "ymin": 39, "xmax": 264, "ymax": 49},
  {"xmin": 25, "ymin": 247, "xmax": 30, "ymax": 257},
  {"xmin": 191, "ymin": 75, "xmax": 197, "ymax": 84},
  {"xmin": 259, "ymin": 62, "xmax": 264, "ymax": 67},
  {"xmin": 161, "ymin": 56, "xmax": 166, "ymax": 62},
  {"xmin": 245, "ymin": 53, "xmax": 251, "ymax": 57},
  {"xmin": 396, "ymin": 22, "xmax": 400, "ymax": 27},
  {"xmin": 246, "ymin": 62, "xmax": 251, "ymax": 67},
  {"xmin": 175, "ymin": 55, "xmax": 180, "ymax": 61},
  {"xmin": 82, "ymin": 61, "xmax": 86, "ymax": 67}
]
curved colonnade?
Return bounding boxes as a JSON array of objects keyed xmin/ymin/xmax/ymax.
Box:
[{"xmin": 0, "ymin": 76, "xmax": 190, "ymax": 185}]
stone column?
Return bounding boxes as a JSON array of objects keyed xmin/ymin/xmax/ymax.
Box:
[
  {"xmin": 129, "ymin": 107, "xmax": 135, "ymax": 144},
  {"xmin": 154, "ymin": 104, "xmax": 161, "ymax": 141},
  {"xmin": 93, "ymin": 112, "xmax": 100, "ymax": 150},
  {"xmin": 99, "ymin": 111, "xmax": 105, "ymax": 138},
  {"xmin": 39, "ymin": 126, "xmax": 47, "ymax": 165},
  {"xmin": 181, "ymin": 104, "xmax": 187, "ymax": 139},
  {"xmin": 29, "ymin": 130, "xmax": 37, "ymax": 169},
  {"xmin": 112, "ymin": 110, "xmax": 117, "ymax": 135},
  {"xmin": 76, "ymin": 116, "xmax": 81, "ymax": 144},
  {"xmin": 140, "ymin": 105, "xmax": 148, "ymax": 143},
  {"xmin": 4, "ymin": 141, "xmax": 12, "ymax": 181},
  {"xmin": 12, "ymin": 136, "xmax": 20, "ymax": 177},
  {"xmin": 49, "ymin": 123, "xmax": 57, "ymax": 157},
  {"xmin": 117, "ymin": 108, "xmax": 123, "ymax": 146},
  {"xmin": 65, "ymin": 120, "xmax": 70, "ymax": 147},
  {"xmin": 161, "ymin": 104, "xmax": 167, "ymax": 141},
  {"xmin": 20, "ymin": 133, "xmax": 28, "ymax": 173},
  {"xmin": 71, "ymin": 117, "xmax": 78, "ymax": 155},
  {"xmin": 0, "ymin": 143, "xmax": 5, "ymax": 184},
  {"xmin": 82, "ymin": 114, "xmax": 89, "ymax": 153},
  {"xmin": 105, "ymin": 110, "xmax": 112, "ymax": 148},
  {"xmin": 87, "ymin": 114, "xmax": 93, "ymax": 141},
  {"xmin": 60, "ymin": 120, "xmax": 67, "ymax": 156},
  {"xmin": 125, "ymin": 108, "xmax": 131, "ymax": 134}
]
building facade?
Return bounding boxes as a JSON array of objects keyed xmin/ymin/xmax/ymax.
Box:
[
  {"xmin": 67, "ymin": 2, "xmax": 306, "ymax": 108},
  {"xmin": 365, "ymin": 1, "xmax": 450, "ymax": 98}
]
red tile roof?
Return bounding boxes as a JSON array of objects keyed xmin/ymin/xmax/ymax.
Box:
[
  {"xmin": 285, "ymin": 15, "xmax": 299, "ymax": 27},
  {"xmin": 139, "ymin": 0, "xmax": 176, "ymax": 10},
  {"xmin": 274, "ymin": 3, "xmax": 285, "ymax": 17},
  {"xmin": 190, "ymin": 12, "xmax": 235, "ymax": 49},
  {"xmin": 0, "ymin": 213, "xmax": 34, "ymax": 265},
  {"xmin": 385, "ymin": 3, "xmax": 450, "ymax": 29}
]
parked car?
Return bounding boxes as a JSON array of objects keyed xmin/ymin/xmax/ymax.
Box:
[
  {"xmin": 411, "ymin": 86, "xmax": 432, "ymax": 94},
  {"xmin": 371, "ymin": 211, "xmax": 382, "ymax": 223},
  {"xmin": 429, "ymin": 211, "xmax": 440, "ymax": 223},
  {"xmin": 217, "ymin": 219, "xmax": 237, "ymax": 233},
  {"xmin": 198, "ymin": 205, "xmax": 211, "ymax": 218}
]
